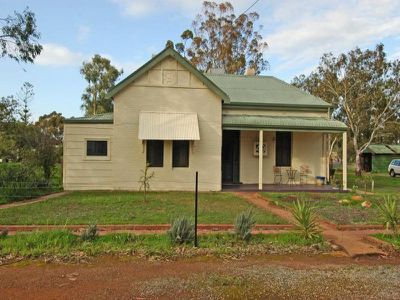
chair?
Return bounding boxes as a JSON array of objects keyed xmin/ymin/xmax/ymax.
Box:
[
  {"xmin": 300, "ymin": 165, "xmax": 310, "ymax": 184},
  {"xmin": 286, "ymin": 168, "xmax": 297, "ymax": 185},
  {"xmin": 273, "ymin": 167, "xmax": 283, "ymax": 184}
]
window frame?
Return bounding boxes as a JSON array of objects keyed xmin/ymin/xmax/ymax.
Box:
[
  {"xmin": 84, "ymin": 138, "xmax": 111, "ymax": 161},
  {"xmin": 172, "ymin": 140, "xmax": 190, "ymax": 168},
  {"xmin": 146, "ymin": 140, "xmax": 164, "ymax": 167},
  {"xmin": 275, "ymin": 132, "xmax": 292, "ymax": 167}
]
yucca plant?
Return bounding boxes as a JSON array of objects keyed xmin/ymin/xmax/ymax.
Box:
[
  {"xmin": 234, "ymin": 209, "xmax": 256, "ymax": 242},
  {"xmin": 80, "ymin": 224, "xmax": 98, "ymax": 242},
  {"xmin": 376, "ymin": 195, "xmax": 399, "ymax": 237},
  {"xmin": 291, "ymin": 199, "xmax": 319, "ymax": 240},
  {"xmin": 168, "ymin": 217, "xmax": 195, "ymax": 245}
]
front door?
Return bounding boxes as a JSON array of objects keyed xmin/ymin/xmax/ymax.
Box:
[{"xmin": 222, "ymin": 130, "xmax": 240, "ymax": 184}]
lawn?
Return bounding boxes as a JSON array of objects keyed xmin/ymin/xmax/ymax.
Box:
[
  {"xmin": 0, "ymin": 191, "xmax": 286, "ymax": 225},
  {"xmin": 0, "ymin": 230, "xmax": 323, "ymax": 259}
]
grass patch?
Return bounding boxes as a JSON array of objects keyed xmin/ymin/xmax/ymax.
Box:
[
  {"xmin": 262, "ymin": 192, "xmax": 397, "ymax": 225},
  {"xmin": 0, "ymin": 230, "xmax": 324, "ymax": 259},
  {"xmin": 0, "ymin": 191, "xmax": 286, "ymax": 225},
  {"xmin": 373, "ymin": 234, "xmax": 400, "ymax": 250}
]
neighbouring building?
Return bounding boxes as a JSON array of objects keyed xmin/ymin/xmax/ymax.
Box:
[
  {"xmin": 361, "ymin": 144, "xmax": 400, "ymax": 172},
  {"xmin": 63, "ymin": 47, "xmax": 348, "ymax": 191}
]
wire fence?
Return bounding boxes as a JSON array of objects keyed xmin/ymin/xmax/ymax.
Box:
[{"xmin": 0, "ymin": 181, "xmax": 62, "ymax": 203}]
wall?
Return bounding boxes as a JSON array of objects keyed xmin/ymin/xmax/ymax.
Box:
[
  {"xmin": 239, "ymin": 130, "xmax": 325, "ymax": 184},
  {"xmin": 112, "ymin": 56, "xmax": 222, "ymax": 191},
  {"xmin": 63, "ymin": 123, "xmax": 114, "ymax": 190},
  {"xmin": 373, "ymin": 154, "xmax": 397, "ymax": 172},
  {"xmin": 223, "ymin": 107, "xmax": 328, "ymax": 118}
]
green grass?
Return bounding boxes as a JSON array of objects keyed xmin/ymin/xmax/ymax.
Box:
[
  {"xmin": 0, "ymin": 230, "xmax": 323, "ymax": 258},
  {"xmin": 0, "ymin": 191, "xmax": 286, "ymax": 225},
  {"xmin": 263, "ymin": 192, "xmax": 397, "ymax": 225},
  {"xmin": 373, "ymin": 234, "xmax": 400, "ymax": 250}
]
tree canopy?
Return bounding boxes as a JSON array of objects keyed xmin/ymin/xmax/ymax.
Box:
[
  {"xmin": 80, "ymin": 54, "xmax": 123, "ymax": 116},
  {"xmin": 0, "ymin": 7, "xmax": 42, "ymax": 63},
  {"xmin": 175, "ymin": 1, "xmax": 268, "ymax": 75},
  {"xmin": 293, "ymin": 44, "xmax": 400, "ymax": 175}
]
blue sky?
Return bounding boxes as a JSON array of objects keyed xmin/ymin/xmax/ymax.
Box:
[{"xmin": 1, "ymin": 0, "xmax": 400, "ymax": 120}]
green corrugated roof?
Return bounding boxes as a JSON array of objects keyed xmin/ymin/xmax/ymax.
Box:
[
  {"xmin": 387, "ymin": 144, "xmax": 400, "ymax": 154},
  {"xmin": 206, "ymin": 74, "xmax": 330, "ymax": 108},
  {"xmin": 363, "ymin": 144, "xmax": 397, "ymax": 154},
  {"xmin": 65, "ymin": 112, "xmax": 114, "ymax": 124},
  {"xmin": 223, "ymin": 115, "xmax": 347, "ymax": 132}
]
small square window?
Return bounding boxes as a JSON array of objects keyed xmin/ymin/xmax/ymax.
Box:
[
  {"xmin": 87, "ymin": 141, "xmax": 108, "ymax": 156},
  {"xmin": 173, "ymin": 140, "xmax": 189, "ymax": 168},
  {"xmin": 146, "ymin": 140, "xmax": 164, "ymax": 167}
]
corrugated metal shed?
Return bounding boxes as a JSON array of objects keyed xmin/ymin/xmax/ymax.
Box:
[
  {"xmin": 207, "ymin": 74, "xmax": 330, "ymax": 108},
  {"xmin": 388, "ymin": 144, "xmax": 400, "ymax": 154},
  {"xmin": 223, "ymin": 115, "xmax": 347, "ymax": 132},
  {"xmin": 138, "ymin": 111, "xmax": 200, "ymax": 140},
  {"xmin": 363, "ymin": 144, "xmax": 395, "ymax": 154}
]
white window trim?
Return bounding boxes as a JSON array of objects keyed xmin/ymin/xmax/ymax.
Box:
[{"xmin": 83, "ymin": 137, "xmax": 111, "ymax": 161}]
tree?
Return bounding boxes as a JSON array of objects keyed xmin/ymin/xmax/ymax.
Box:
[
  {"xmin": 0, "ymin": 7, "xmax": 42, "ymax": 63},
  {"xmin": 293, "ymin": 44, "xmax": 400, "ymax": 175},
  {"xmin": 80, "ymin": 55, "xmax": 123, "ymax": 116},
  {"xmin": 17, "ymin": 82, "xmax": 33, "ymax": 124},
  {"xmin": 35, "ymin": 111, "xmax": 64, "ymax": 144},
  {"xmin": 0, "ymin": 95, "xmax": 19, "ymax": 130},
  {"xmin": 175, "ymin": 1, "xmax": 268, "ymax": 75}
]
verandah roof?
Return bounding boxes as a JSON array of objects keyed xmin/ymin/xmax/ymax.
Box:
[{"xmin": 223, "ymin": 115, "xmax": 348, "ymax": 132}]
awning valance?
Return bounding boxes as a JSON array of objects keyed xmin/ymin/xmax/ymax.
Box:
[
  {"xmin": 138, "ymin": 111, "xmax": 200, "ymax": 140},
  {"xmin": 223, "ymin": 115, "xmax": 348, "ymax": 132}
]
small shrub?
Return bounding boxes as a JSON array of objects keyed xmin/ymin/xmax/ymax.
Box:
[
  {"xmin": 291, "ymin": 199, "xmax": 320, "ymax": 240},
  {"xmin": 376, "ymin": 195, "xmax": 399, "ymax": 237},
  {"xmin": 0, "ymin": 228, "xmax": 8, "ymax": 237},
  {"xmin": 234, "ymin": 209, "xmax": 256, "ymax": 242},
  {"xmin": 80, "ymin": 224, "xmax": 98, "ymax": 242},
  {"xmin": 168, "ymin": 217, "xmax": 194, "ymax": 245},
  {"xmin": 138, "ymin": 163, "xmax": 155, "ymax": 202}
]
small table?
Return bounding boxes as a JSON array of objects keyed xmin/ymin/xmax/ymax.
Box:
[{"xmin": 286, "ymin": 169, "xmax": 297, "ymax": 185}]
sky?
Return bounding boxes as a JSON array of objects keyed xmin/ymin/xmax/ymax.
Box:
[{"xmin": 1, "ymin": 0, "xmax": 400, "ymax": 121}]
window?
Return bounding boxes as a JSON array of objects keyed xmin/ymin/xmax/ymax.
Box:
[
  {"xmin": 173, "ymin": 140, "xmax": 189, "ymax": 167},
  {"xmin": 275, "ymin": 132, "xmax": 292, "ymax": 167},
  {"xmin": 146, "ymin": 140, "xmax": 164, "ymax": 167},
  {"xmin": 86, "ymin": 140, "xmax": 108, "ymax": 156}
]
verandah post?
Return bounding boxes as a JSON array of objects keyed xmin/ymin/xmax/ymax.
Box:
[
  {"xmin": 258, "ymin": 130, "xmax": 263, "ymax": 190},
  {"xmin": 342, "ymin": 131, "xmax": 347, "ymax": 190}
]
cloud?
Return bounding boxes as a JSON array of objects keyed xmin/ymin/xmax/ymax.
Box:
[
  {"xmin": 111, "ymin": 0, "xmax": 254, "ymax": 17},
  {"xmin": 264, "ymin": 0, "xmax": 400, "ymax": 73},
  {"xmin": 77, "ymin": 25, "xmax": 91, "ymax": 42},
  {"xmin": 35, "ymin": 43, "xmax": 84, "ymax": 67}
]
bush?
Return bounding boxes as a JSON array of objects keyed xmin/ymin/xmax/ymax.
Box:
[
  {"xmin": 0, "ymin": 228, "xmax": 8, "ymax": 237},
  {"xmin": 291, "ymin": 199, "xmax": 320, "ymax": 240},
  {"xmin": 0, "ymin": 163, "xmax": 59, "ymax": 204},
  {"xmin": 80, "ymin": 224, "xmax": 98, "ymax": 242},
  {"xmin": 376, "ymin": 195, "xmax": 399, "ymax": 237},
  {"xmin": 234, "ymin": 210, "xmax": 256, "ymax": 242},
  {"xmin": 168, "ymin": 217, "xmax": 195, "ymax": 245}
]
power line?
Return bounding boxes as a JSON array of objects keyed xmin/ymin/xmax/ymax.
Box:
[{"xmin": 238, "ymin": 0, "xmax": 262, "ymax": 17}]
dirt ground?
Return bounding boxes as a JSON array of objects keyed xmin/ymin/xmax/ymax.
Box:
[{"xmin": 1, "ymin": 254, "xmax": 400, "ymax": 300}]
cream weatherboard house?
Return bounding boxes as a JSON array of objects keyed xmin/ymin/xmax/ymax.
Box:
[{"xmin": 63, "ymin": 47, "xmax": 348, "ymax": 191}]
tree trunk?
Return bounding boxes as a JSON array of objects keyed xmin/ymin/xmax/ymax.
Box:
[{"xmin": 355, "ymin": 150, "xmax": 362, "ymax": 176}]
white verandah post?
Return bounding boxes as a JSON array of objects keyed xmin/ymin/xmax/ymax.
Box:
[
  {"xmin": 342, "ymin": 131, "xmax": 347, "ymax": 190},
  {"xmin": 258, "ymin": 130, "xmax": 263, "ymax": 190}
]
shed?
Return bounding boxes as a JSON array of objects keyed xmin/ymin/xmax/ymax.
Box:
[{"xmin": 361, "ymin": 144, "xmax": 400, "ymax": 172}]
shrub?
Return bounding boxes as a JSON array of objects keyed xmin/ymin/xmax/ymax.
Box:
[
  {"xmin": 291, "ymin": 199, "xmax": 320, "ymax": 240},
  {"xmin": 234, "ymin": 209, "xmax": 256, "ymax": 242},
  {"xmin": 138, "ymin": 163, "xmax": 155, "ymax": 202},
  {"xmin": 0, "ymin": 228, "xmax": 8, "ymax": 237},
  {"xmin": 168, "ymin": 217, "xmax": 195, "ymax": 245},
  {"xmin": 376, "ymin": 195, "xmax": 399, "ymax": 237},
  {"xmin": 80, "ymin": 224, "xmax": 98, "ymax": 242}
]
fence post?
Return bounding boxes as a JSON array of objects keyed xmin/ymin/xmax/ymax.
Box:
[{"xmin": 194, "ymin": 171, "xmax": 198, "ymax": 247}]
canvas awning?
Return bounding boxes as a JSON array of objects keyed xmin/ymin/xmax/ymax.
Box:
[
  {"xmin": 138, "ymin": 111, "xmax": 200, "ymax": 140},
  {"xmin": 223, "ymin": 115, "xmax": 348, "ymax": 132}
]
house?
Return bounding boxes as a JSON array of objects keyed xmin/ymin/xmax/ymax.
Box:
[
  {"xmin": 63, "ymin": 47, "xmax": 348, "ymax": 191},
  {"xmin": 361, "ymin": 144, "xmax": 400, "ymax": 172}
]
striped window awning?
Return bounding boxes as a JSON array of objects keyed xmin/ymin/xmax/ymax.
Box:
[{"xmin": 138, "ymin": 111, "xmax": 200, "ymax": 140}]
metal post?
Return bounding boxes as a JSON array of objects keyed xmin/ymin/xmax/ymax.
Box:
[{"xmin": 194, "ymin": 171, "xmax": 198, "ymax": 247}]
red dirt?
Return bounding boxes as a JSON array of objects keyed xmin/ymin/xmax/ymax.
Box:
[
  {"xmin": 0, "ymin": 192, "xmax": 68, "ymax": 210},
  {"xmin": 1, "ymin": 254, "xmax": 399, "ymax": 300},
  {"xmin": 236, "ymin": 192, "xmax": 388, "ymax": 258}
]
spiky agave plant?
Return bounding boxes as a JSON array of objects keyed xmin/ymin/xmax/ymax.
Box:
[
  {"xmin": 291, "ymin": 199, "xmax": 320, "ymax": 240},
  {"xmin": 168, "ymin": 217, "xmax": 195, "ymax": 245},
  {"xmin": 376, "ymin": 195, "xmax": 399, "ymax": 237},
  {"xmin": 234, "ymin": 209, "xmax": 256, "ymax": 242}
]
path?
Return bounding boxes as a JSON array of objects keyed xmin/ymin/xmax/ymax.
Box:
[
  {"xmin": 236, "ymin": 192, "xmax": 387, "ymax": 258},
  {"xmin": 0, "ymin": 192, "xmax": 68, "ymax": 210},
  {"xmin": 1, "ymin": 255, "xmax": 399, "ymax": 300}
]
